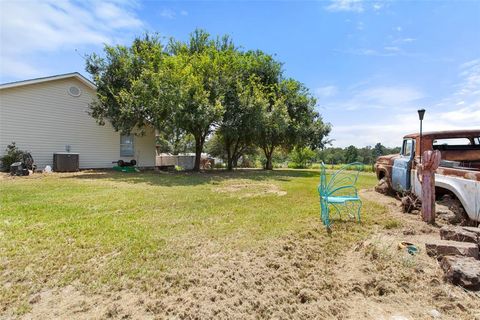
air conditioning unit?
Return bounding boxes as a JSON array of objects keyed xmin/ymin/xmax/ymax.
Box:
[{"xmin": 53, "ymin": 153, "xmax": 79, "ymax": 172}]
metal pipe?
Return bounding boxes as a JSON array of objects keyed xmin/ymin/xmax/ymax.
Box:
[
  {"xmin": 420, "ymin": 118, "xmax": 423, "ymax": 164},
  {"xmin": 417, "ymin": 109, "xmax": 426, "ymax": 164}
]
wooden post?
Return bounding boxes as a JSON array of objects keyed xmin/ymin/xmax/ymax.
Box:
[{"xmin": 419, "ymin": 150, "xmax": 441, "ymax": 223}]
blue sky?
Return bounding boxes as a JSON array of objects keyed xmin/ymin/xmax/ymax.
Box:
[{"xmin": 1, "ymin": 0, "xmax": 479, "ymax": 147}]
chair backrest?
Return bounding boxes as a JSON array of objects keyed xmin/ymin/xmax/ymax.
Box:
[
  {"xmin": 318, "ymin": 162, "xmax": 327, "ymax": 196},
  {"xmin": 319, "ymin": 162, "xmax": 364, "ymax": 196}
]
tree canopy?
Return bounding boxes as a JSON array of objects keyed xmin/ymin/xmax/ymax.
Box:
[{"xmin": 86, "ymin": 29, "xmax": 331, "ymax": 171}]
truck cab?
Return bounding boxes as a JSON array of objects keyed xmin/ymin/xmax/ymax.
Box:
[{"xmin": 374, "ymin": 129, "xmax": 480, "ymax": 222}]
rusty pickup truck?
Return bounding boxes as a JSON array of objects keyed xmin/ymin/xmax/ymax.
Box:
[{"xmin": 374, "ymin": 129, "xmax": 480, "ymax": 223}]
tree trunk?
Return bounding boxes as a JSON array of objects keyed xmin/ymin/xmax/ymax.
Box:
[
  {"xmin": 226, "ymin": 138, "xmax": 242, "ymax": 171},
  {"xmin": 264, "ymin": 146, "xmax": 274, "ymax": 170},
  {"xmin": 194, "ymin": 136, "xmax": 203, "ymax": 172},
  {"xmin": 231, "ymin": 140, "xmax": 239, "ymax": 171},
  {"xmin": 227, "ymin": 152, "xmax": 233, "ymax": 171},
  {"xmin": 223, "ymin": 138, "xmax": 233, "ymax": 171}
]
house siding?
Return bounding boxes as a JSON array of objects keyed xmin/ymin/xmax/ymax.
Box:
[{"xmin": 0, "ymin": 78, "xmax": 155, "ymax": 169}]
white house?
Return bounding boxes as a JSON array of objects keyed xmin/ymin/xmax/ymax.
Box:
[{"xmin": 0, "ymin": 73, "xmax": 156, "ymax": 170}]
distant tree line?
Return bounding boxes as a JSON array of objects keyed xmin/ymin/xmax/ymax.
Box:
[
  {"xmin": 316, "ymin": 143, "xmax": 401, "ymax": 165},
  {"xmin": 206, "ymin": 142, "xmax": 401, "ymax": 169},
  {"xmin": 86, "ymin": 29, "xmax": 331, "ymax": 171}
]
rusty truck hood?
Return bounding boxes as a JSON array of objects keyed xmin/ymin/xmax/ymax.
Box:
[{"xmin": 376, "ymin": 154, "xmax": 400, "ymax": 164}]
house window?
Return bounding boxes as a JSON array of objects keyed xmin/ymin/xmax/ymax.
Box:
[{"xmin": 120, "ymin": 135, "xmax": 134, "ymax": 157}]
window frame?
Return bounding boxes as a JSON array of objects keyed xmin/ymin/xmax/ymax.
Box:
[
  {"xmin": 120, "ymin": 134, "xmax": 134, "ymax": 157},
  {"xmin": 401, "ymin": 138, "xmax": 414, "ymax": 158},
  {"xmin": 432, "ymin": 137, "xmax": 473, "ymax": 146}
]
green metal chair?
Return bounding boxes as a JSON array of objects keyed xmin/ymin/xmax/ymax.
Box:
[{"xmin": 318, "ymin": 162, "xmax": 364, "ymax": 228}]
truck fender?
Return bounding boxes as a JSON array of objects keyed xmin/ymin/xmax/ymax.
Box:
[{"xmin": 435, "ymin": 176, "xmax": 477, "ymax": 222}]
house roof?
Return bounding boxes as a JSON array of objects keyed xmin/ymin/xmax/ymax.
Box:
[{"xmin": 0, "ymin": 72, "xmax": 96, "ymax": 90}]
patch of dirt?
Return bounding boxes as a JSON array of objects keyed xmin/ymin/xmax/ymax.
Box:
[
  {"xmin": 7, "ymin": 189, "xmax": 480, "ymax": 320},
  {"xmin": 13, "ymin": 286, "xmax": 154, "ymax": 320},
  {"xmin": 214, "ymin": 181, "xmax": 287, "ymax": 198}
]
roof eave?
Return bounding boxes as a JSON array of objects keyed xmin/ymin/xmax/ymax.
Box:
[{"xmin": 0, "ymin": 72, "xmax": 96, "ymax": 91}]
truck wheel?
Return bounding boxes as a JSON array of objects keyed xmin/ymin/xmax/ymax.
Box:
[{"xmin": 375, "ymin": 178, "xmax": 390, "ymax": 195}]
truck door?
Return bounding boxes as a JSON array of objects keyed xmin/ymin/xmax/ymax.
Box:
[{"xmin": 392, "ymin": 138, "xmax": 415, "ymax": 192}]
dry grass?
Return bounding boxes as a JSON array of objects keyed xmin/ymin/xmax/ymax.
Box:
[{"xmin": 1, "ymin": 170, "xmax": 477, "ymax": 319}]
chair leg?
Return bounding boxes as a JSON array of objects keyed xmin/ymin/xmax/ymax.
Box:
[
  {"xmin": 357, "ymin": 201, "xmax": 362, "ymax": 223},
  {"xmin": 320, "ymin": 199, "xmax": 330, "ymax": 228}
]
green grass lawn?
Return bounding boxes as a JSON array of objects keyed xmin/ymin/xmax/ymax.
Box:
[{"xmin": 0, "ymin": 169, "xmax": 392, "ymax": 315}]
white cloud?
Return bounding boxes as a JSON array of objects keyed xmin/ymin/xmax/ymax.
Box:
[
  {"xmin": 332, "ymin": 102, "xmax": 480, "ymax": 147},
  {"xmin": 315, "ymin": 85, "xmax": 338, "ymax": 98},
  {"xmin": 347, "ymin": 48, "xmax": 380, "ymax": 56},
  {"xmin": 345, "ymin": 47, "xmax": 411, "ymax": 57},
  {"xmin": 329, "ymin": 85, "xmax": 424, "ymax": 111},
  {"xmin": 326, "ymin": 0, "xmax": 385, "ymax": 13},
  {"xmin": 0, "ymin": 58, "xmax": 46, "ymax": 79},
  {"xmin": 332, "ymin": 109, "xmax": 480, "ymax": 147},
  {"xmin": 356, "ymin": 86, "xmax": 424, "ymax": 107},
  {"xmin": 325, "ymin": 0, "xmax": 364, "ymax": 13},
  {"xmin": 372, "ymin": 3, "xmax": 383, "ymax": 11},
  {"xmin": 0, "ymin": 0, "xmax": 143, "ymax": 81},
  {"xmin": 159, "ymin": 8, "xmax": 189, "ymax": 19},
  {"xmin": 457, "ymin": 59, "xmax": 480, "ymax": 97},
  {"xmin": 438, "ymin": 105, "xmax": 480, "ymax": 122},
  {"xmin": 392, "ymin": 38, "xmax": 416, "ymax": 44},
  {"xmin": 346, "ymin": 38, "xmax": 417, "ymax": 57},
  {"xmin": 384, "ymin": 46, "xmax": 401, "ymax": 52},
  {"xmin": 327, "ymin": 59, "xmax": 480, "ymax": 147},
  {"xmin": 159, "ymin": 8, "xmax": 176, "ymax": 19}
]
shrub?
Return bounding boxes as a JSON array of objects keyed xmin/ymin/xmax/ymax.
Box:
[
  {"xmin": 0, "ymin": 142, "xmax": 25, "ymax": 172},
  {"xmin": 287, "ymin": 162, "xmax": 304, "ymax": 169},
  {"xmin": 213, "ymin": 162, "xmax": 225, "ymax": 169},
  {"xmin": 289, "ymin": 147, "xmax": 316, "ymax": 169},
  {"xmin": 315, "ymin": 163, "xmax": 374, "ymax": 173}
]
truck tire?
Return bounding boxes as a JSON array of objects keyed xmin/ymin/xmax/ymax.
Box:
[{"xmin": 375, "ymin": 178, "xmax": 390, "ymax": 195}]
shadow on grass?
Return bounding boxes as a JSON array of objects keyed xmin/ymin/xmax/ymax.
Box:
[{"xmin": 61, "ymin": 168, "xmax": 320, "ymax": 187}]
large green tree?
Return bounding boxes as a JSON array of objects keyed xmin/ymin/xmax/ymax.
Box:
[
  {"xmin": 212, "ymin": 48, "xmax": 262, "ymax": 171},
  {"xmin": 218, "ymin": 77, "xmax": 265, "ymax": 170},
  {"xmin": 87, "ymin": 31, "xmax": 227, "ymax": 171},
  {"xmin": 86, "ymin": 30, "xmax": 330, "ymax": 171},
  {"xmin": 168, "ymin": 30, "xmax": 235, "ymax": 171},
  {"xmin": 257, "ymin": 79, "xmax": 331, "ymax": 170},
  {"xmin": 257, "ymin": 85, "xmax": 290, "ymax": 170},
  {"xmin": 86, "ymin": 34, "xmax": 175, "ymax": 135}
]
